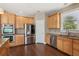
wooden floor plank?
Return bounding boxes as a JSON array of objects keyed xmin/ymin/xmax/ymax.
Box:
[{"xmin": 8, "ymin": 44, "xmax": 68, "ymax": 56}]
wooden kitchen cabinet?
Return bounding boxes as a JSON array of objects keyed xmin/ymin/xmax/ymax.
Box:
[
  {"xmin": 28, "ymin": 17, "xmax": 34, "ymax": 24},
  {"xmin": 57, "ymin": 36, "xmax": 63, "ymax": 51},
  {"xmin": 0, "ymin": 40, "xmax": 10, "ymax": 56},
  {"xmin": 16, "ymin": 16, "xmax": 25, "ymax": 28},
  {"xmin": 15, "ymin": 35, "xmax": 24, "ymax": 46},
  {"xmin": 45, "ymin": 34, "xmax": 51, "ymax": 45},
  {"xmin": 73, "ymin": 39, "xmax": 79, "ymax": 56},
  {"xmin": 8, "ymin": 13, "xmax": 16, "ymax": 25},
  {"xmin": 1, "ymin": 12, "xmax": 8, "ymax": 24},
  {"xmin": 16, "ymin": 16, "xmax": 34, "ymax": 28},
  {"xmin": 24, "ymin": 17, "xmax": 34, "ymax": 24},
  {"xmin": 48, "ymin": 16, "xmax": 53, "ymax": 28},
  {"xmin": 24, "ymin": 17, "xmax": 29, "ymax": 24},
  {"xmin": 63, "ymin": 38, "xmax": 73, "ymax": 55},
  {"xmin": 48, "ymin": 12, "xmax": 60, "ymax": 29},
  {"xmin": 1, "ymin": 12, "xmax": 16, "ymax": 25}
]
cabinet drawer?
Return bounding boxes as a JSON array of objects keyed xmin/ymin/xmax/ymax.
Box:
[
  {"xmin": 63, "ymin": 39, "xmax": 72, "ymax": 55},
  {"xmin": 57, "ymin": 36, "xmax": 63, "ymax": 51},
  {"xmin": 15, "ymin": 35, "xmax": 24, "ymax": 46}
]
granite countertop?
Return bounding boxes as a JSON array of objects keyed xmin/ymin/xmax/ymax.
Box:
[
  {"xmin": 47, "ymin": 32, "xmax": 79, "ymax": 40},
  {"xmin": 0, "ymin": 38, "xmax": 9, "ymax": 47},
  {"xmin": 57, "ymin": 34, "xmax": 79, "ymax": 40}
]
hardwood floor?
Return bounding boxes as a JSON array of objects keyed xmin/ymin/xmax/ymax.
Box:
[{"xmin": 9, "ymin": 44, "xmax": 68, "ymax": 56}]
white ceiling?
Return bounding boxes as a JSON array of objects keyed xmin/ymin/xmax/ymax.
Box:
[{"xmin": 0, "ymin": 3, "xmax": 72, "ymax": 16}]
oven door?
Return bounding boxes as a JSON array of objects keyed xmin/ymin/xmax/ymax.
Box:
[
  {"xmin": 3, "ymin": 28, "xmax": 13, "ymax": 34},
  {"xmin": 2, "ymin": 35, "xmax": 15, "ymax": 42}
]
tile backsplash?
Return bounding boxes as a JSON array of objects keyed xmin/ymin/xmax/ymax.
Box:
[{"xmin": 47, "ymin": 28, "xmax": 60, "ymax": 34}]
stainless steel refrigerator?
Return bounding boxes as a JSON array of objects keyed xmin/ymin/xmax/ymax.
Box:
[{"xmin": 24, "ymin": 24, "xmax": 35, "ymax": 44}]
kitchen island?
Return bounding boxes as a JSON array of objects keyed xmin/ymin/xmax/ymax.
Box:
[{"xmin": 0, "ymin": 38, "xmax": 10, "ymax": 56}]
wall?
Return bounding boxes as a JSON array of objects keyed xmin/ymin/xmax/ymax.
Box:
[{"xmin": 35, "ymin": 12, "xmax": 46, "ymax": 44}]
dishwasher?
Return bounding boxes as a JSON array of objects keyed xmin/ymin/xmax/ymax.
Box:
[{"xmin": 50, "ymin": 34, "xmax": 57, "ymax": 48}]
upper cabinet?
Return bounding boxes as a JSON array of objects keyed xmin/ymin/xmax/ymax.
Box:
[
  {"xmin": 24, "ymin": 17, "xmax": 34, "ymax": 24},
  {"xmin": 1, "ymin": 12, "xmax": 16, "ymax": 25},
  {"xmin": 48, "ymin": 12, "xmax": 61, "ymax": 29},
  {"xmin": 8, "ymin": 13, "xmax": 16, "ymax": 25},
  {"xmin": 1, "ymin": 13, "xmax": 8, "ymax": 24},
  {"xmin": 16, "ymin": 16, "xmax": 34, "ymax": 28},
  {"xmin": 24, "ymin": 17, "xmax": 29, "ymax": 24},
  {"xmin": 16, "ymin": 16, "xmax": 25, "ymax": 28},
  {"xmin": 28, "ymin": 17, "xmax": 34, "ymax": 24}
]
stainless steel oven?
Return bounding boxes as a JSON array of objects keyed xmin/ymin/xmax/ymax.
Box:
[
  {"xmin": 1, "ymin": 24, "xmax": 15, "ymax": 34},
  {"xmin": 1, "ymin": 24, "xmax": 15, "ymax": 42}
]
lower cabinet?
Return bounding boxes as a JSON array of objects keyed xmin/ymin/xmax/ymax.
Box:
[
  {"xmin": 0, "ymin": 48, "xmax": 8, "ymax": 56},
  {"xmin": 15, "ymin": 35, "xmax": 24, "ymax": 46},
  {"xmin": 0, "ymin": 40, "xmax": 10, "ymax": 56},
  {"xmin": 57, "ymin": 36, "xmax": 73, "ymax": 55},
  {"xmin": 63, "ymin": 38, "xmax": 73, "ymax": 55},
  {"xmin": 73, "ymin": 39, "xmax": 79, "ymax": 56},
  {"xmin": 57, "ymin": 36, "xmax": 63, "ymax": 51},
  {"xmin": 45, "ymin": 34, "xmax": 51, "ymax": 45}
]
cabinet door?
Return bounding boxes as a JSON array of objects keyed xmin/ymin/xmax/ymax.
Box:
[
  {"xmin": 16, "ymin": 16, "xmax": 24, "ymax": 28},
  {"xmin": 56, "ymin": 13, "xmax": 61, "ymax": 28},
  {"xmin": 1, "ymin": 13, "xmax": 8, "ymax": 24},
  {"xmin": 73, "ymin": 40, "xmax": 79, "ymax": 56},
  {"xmin": 28, "ymin": 17, "xmax": 34, "ymax": 24},
  {"xmin": 15, "ymin": 35, "xmax": 24, "ymax": 46},
  {"xmin": 8, "ymin": 13, "xmax": 16, "ymax": 25},
  {"xmin": 63, "ymin": 38, "xmax": 72, "ymax": 55},
  {"xmin": 48, "ymin": 12, "xmax": 60, "ymax": 29},
  {"xmin": 0, "ymin": 48, "xmax": 7, "ymax": 56},
  {"xmin": 0, "ymin": 40, "xmax": 10, "ymax": 56},
  {"xmin": 53, "ymin": 14, "xmax": 57, "ymax": 28},
  {"xmin": 48, "ymin": 16, "xmax": 53, "ymax": 28},
  {"xmin": 45, "ymin": 34, "xmax": 50, "ymax": 45},
  {"xmin": 24, "ymin": 17, "xmax": 29, "ymax": 24},
  {"xmin": 57, "ymin": 36, "xmax": 63, "ymax": 51}
]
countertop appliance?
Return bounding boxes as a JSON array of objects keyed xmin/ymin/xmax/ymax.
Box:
[
  {"xmin": 1, "ymin": 24, "xmax": 15, "ymax": 42},
  {"xmin": 50, "ymin": 34, "xmax": 57, "ymax": 48},
  {"xmin": 24, "ymin": 24, "xmax": 35, "ymax": 44}
]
